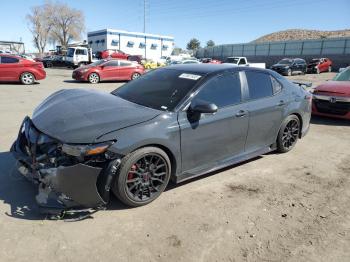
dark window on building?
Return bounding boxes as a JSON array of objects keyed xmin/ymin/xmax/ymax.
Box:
[
  {"xmin": 194, "ymin": 73, "xmax": 242, "ymax": 108},
  {"xmin": 246, "ymin": 71, "xmax": 273, "ymax": 100},
  {"xmin": 0, "ymin": 56, "xmax": 19, "ymax": 63}
]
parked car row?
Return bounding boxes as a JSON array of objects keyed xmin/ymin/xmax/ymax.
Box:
[
  {"xmin": 0, "ymin": 53, "xmax": 145, "ymax": 84},
  {"xmin": 270, "ymin": 57, "xmax": 333, "ymax": 76}
]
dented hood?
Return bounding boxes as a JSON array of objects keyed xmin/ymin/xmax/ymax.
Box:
[{"xmin": 32, "ymin": 89, "xmax": 161, "ymax": 143}]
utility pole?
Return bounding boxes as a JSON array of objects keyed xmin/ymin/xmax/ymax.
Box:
[{"xmin": 143, "ymin": 0, "xmax": 147, "ymax": 33}]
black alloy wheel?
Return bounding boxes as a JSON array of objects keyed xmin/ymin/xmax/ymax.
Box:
[
  {"xmin": 277, "ymin": 115, "xmax": 300, "ymax": 153},
  {"xmin": 112, "ymin": 147, "xmax": 171, "ymax": 207}
]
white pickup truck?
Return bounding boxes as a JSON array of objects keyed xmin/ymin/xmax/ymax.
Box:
[
  {"xmin": 65, "ymin": 47, "xmax": 98, "ymax": 68},
  {"xmin": 224, "ymin": 57, "xmax": 266, "ymax": 69}
]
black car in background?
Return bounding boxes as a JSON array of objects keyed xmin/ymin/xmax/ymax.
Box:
[
  {"xmin": 42, "ymin": 55, "xmax": 67, "ymax": 68},
  {"xmin": 271, "ymin": 58, "xmax": 307, "ymax": 76}
]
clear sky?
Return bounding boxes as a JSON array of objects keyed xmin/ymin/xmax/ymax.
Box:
[{"xmin": 1, "ymin": 0, "xmax": 350, "ymax": 52}]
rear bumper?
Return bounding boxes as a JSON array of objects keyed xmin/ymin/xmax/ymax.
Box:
[
  {"xmin": 35, "ymin": 69, "xmax": 46, "ymax": 80},
  {"xmin": 10, "ymin": 117, "xmax": 107, "ymax": 214},
  {"xmin": 271, "ymin": 67, "xmax": 288, "ymax": 75},
  {"xmin": 306, "ymin": 67, "xmax": 317, "ymax": 73}
]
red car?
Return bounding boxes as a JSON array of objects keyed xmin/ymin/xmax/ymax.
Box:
[
  {"xmin": 72, "ymin": 59, "xmax": 145, "ymax": 84},
  {"xmin": 200, "ymin": 58, "xmax": 222, "ymax": 64},
  {"xmin": 0, "ymin": 54, "xmax": 46, "ymax": 85},
  {"xmin": 97, "ymin": 49, "xmax": 130, "ymax": 60},
  {"xmin": 312, "ymin": 67, "xmax": 350, "ymax": 119},
  {"xmin": 307, "ymin": 58, "xmax": 332, "ymax": 74}
]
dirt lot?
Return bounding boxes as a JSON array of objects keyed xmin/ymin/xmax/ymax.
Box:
[{"xmin": 0, "ymin": 69, "xmax": 349, "ymax": 262}]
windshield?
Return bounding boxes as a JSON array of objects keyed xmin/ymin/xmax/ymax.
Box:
[
  {"xmin": 112, "ymin": 68, "xmax": 204, "ymax": 111},
  {"xmin": 66, "ymin": 48, "xmax": 75, "ymax": 57},
  {"xmin": 333, "ymin": 68, "xmax": 350, "ymax": 81},
  {"xmin": 278, "ymin": 59, "xmax": 293, "ymax": 65},
  {"xmin": 225, "ymin": 57, "xmax": 239, "ymax": 64}
]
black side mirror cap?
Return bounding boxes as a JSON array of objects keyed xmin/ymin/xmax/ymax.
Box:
[{"xmin": 189, "ymin": 99, "xmax": 218, "ymax": 114}]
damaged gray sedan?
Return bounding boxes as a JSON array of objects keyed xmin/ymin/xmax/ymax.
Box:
[{"xmin": 11, "ymin": 64, "xmax": 311, "ymax": 215}]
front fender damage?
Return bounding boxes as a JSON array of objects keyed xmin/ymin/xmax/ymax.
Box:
[
  {"xmin": 38, "ymin": 164, "xmax": 105, "ymax": 210},
  {"xmin": 10, "ymin": 117, "xmax": 121, "ymax": 220}
]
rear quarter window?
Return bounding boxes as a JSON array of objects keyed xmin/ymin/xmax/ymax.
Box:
[{"xmin": 245, "ymin": 71, "xmax": 273, "ymax": 100}]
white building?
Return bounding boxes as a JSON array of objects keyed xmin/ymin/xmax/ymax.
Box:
[{"xmin": 87, "ymin": 29, "xmax": 174, "ymax": 61}]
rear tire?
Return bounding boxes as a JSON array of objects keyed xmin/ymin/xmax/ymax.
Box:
[
  {"xmin": 277, "ymin": 115, "xmax": 300, "ymax": 153},
  {"xmin": 88, "ymin": 73, "xmax": 100, "ymax": 84},
  {"xmin": 20, "ymin": 72, "xmax": 35, "ymax": 85},
  {"xmin": 112, "ymin": 147, "xmax": 171, "ymax": 207}
]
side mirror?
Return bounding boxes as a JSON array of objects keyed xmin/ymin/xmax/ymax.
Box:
[{"xmin": 189, "ymin": 99, "xmax": 218, "ymax": 114}]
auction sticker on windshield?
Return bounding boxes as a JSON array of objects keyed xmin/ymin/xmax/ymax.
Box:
[{"xmin": 179, "ymin": 73, "xmax": 202, "ymax": 80}]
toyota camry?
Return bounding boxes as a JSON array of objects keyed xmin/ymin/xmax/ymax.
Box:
[{"xmin": 11, "ymin": 64, "xmax": 311, "ymax": 215}]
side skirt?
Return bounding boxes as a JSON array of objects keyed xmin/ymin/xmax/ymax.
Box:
[{"xmin": 175, "ymin": 145, "xmax": 276, "ymax": 183}]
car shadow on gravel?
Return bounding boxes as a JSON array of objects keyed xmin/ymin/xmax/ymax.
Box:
[
  {"xmin": 0, "ymin": 150, "xmax": 263, "ymax": 217},
  {"xmin": 0, "ymin": 82, "xmax": 40, "ymax": 85},
  {"xmin": 0, "ymin": 151, "xmax": 45, "ymax": 220},
  {"xmin": 311, "ymin": 116, "xmax": 350, "ymax": 126}
]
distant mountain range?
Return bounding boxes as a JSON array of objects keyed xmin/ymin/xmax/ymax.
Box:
[{"xmin": 252, "ymin": 29, "xmax": 350, "ymax": 43}]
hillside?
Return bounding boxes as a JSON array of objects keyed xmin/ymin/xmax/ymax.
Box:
[{"xmin": 252, "ymin": 29, "xmax": 350, "ymax": 43}]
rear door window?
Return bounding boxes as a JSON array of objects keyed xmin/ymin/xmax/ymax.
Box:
[
  {"xmin": 245, "ymin": 71, "xmax": 273, "ymax": 100},
  {"xmin": 119, "ymin": 61, "xmax": 132, "ymax": 67},
  {"xmin": 194, "ymin": 73, "xmax": 242, "ymax": 108},
  {"xmin": 104, "ymin": 60, "xmax": 119, "ymax": 67},
  {"xmin": 0, "ymin": 56, "xmax": 19, "ymax": 63}
]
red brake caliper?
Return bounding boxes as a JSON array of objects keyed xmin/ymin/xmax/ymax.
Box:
[{"xmin": 128, "ymin": 164, "xmax": 137, "ymax": 180}]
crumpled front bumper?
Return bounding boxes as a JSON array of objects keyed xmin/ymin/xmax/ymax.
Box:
[{"xmin": 10, "ymin": 117, "xmax": 107, "ymax": 214}]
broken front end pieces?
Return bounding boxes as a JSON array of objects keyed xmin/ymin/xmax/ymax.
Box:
[{"xmin": 10, "ymin": 116, "xmax": 121, "ymax": 217}]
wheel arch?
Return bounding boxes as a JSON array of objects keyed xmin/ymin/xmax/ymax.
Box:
[
  {"xmin": 19, "ymin": 71, "xmax": 36, "ymax": 81},
  {"xmin": 132, "ymin": 143, "xmax": 178, "ymax": 181},
  {"xmin": 290, "ymin": 112, "xmax": 303, "ymax": 138}
]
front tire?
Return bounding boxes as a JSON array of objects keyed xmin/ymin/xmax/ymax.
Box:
[
  {"xmin": 20, "ymin": 72, "xmax": 35, "ymax": 85},
  {"xmin": 88, "ymin": 73, "xmax": 100, "ymax": 84},
  {"xmin": 131, "ymin": 72, "xmax": 141, "ymax": 80},
  {"xmin": 112, "ymin": 147, "xmax": 171, "ymax": 207},
  {"xmin": 277, "ymin": 115, "xmax": 300, "ymax": 153}
]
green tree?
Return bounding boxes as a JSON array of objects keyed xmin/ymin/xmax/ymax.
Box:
[
  {"xmin": 206, "ymin": 40, "xmax": 215, "ymax": 47},
  {"xmin": 186, "ymin": 38, "xmax": 201, "ymax": 51}
]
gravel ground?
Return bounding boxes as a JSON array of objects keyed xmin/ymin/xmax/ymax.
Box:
[{"xmin": 0, "ymin": 69, "xmax": 349, "ymax": 262}]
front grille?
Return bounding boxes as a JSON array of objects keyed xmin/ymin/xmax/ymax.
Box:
[{"xmin": 314, "ymin": 100, "xmax": 350, "ymax": 116}]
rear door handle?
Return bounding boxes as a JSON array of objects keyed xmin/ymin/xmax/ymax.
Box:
[
  {"xmin": 277, "ymin": 100, "xmax": 286, "ymax": 106},
  {"xmin": 235, "ymin": 110, "xmax": 248, "ymax": 117}
]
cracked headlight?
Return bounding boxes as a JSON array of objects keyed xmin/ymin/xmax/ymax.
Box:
[{"xmin": 62, "ymin": 142, "xmax": 114, "ymax": 157}]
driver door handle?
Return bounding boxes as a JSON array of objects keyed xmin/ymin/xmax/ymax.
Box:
[{"xmin": 235, "ymin": 110, "xmax": 248, "ymax": 117}]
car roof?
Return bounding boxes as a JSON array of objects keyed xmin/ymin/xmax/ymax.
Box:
[{"xmin": 165, "ymin": 63, "xmax": 267, "ymax": 74}]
